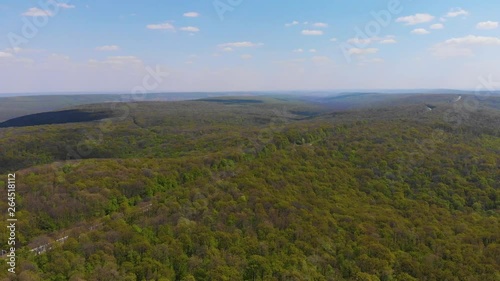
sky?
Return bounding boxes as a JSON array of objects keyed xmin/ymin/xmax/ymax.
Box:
[{"xmin": 0, "ymin": 0, "xmax": 499, "ymax": 94}]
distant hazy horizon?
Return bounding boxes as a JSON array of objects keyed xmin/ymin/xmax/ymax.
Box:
[{"xmin": 0, "ymin": 88, "xmax": 494, "ymax": 98}]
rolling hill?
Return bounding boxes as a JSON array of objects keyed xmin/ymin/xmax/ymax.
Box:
[{"xmin": 0, "ymin": 94, "xmax": 498, "ymax": 280}]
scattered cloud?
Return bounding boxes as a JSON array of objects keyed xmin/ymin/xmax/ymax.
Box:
[
  {"xmin": 48, "ymin": 53, "xmax": 70, "ymax": 61},
  {"xmin": 0, "ymin": 50, "xmax": 35, "ymax": 65},
  {"xmin": 347, "ymin": 38, "xmax": 370, "ymax": 45},
  {"xmin": 347, "ymin": 35, "xmax": 396, "ymax": 45},
  {"xmin": 22, "ymin": 3, "xmax": 74, "ymax": 17},
  {"xmin": 3, "ymin": 48, "xmax": 44, "ymax": 55},
  {"xmin": 89, "ymin": 56, "xmax": 143, "ymax": 67},
  {"xmin": 396, "ymin": 13, "xmax": 435, "ymax": 25},
  {"xmin": 380, "ymin": 38, "xmax": 397, "ymax": 44},
  {"xmin": 443, "ymin": 35, "xmax": 500, "ymax": 45},
  {"xmin": 431, "ymin": 35, "xmax": 500, "ymax": 58},
  {"xmin": 57, "ymin": 3, "xmax": 75, "ymax": 9},
  {"xmin": 330, "ymin": 38, "xmax": 337, "ymax": 42},
  {"xmin": 5, "ymin": 47, "xmax": 21, "ymax": 53},
  {"xmin": 218, "ymin": 42, "xmax": 263, "ymax": 48},
  {"xmin": 430, "ymin": 45, "xmax": 473, "ymax": 58},
  {"xmin": 285, "ymin": 21, "xmax": 327, "ymax": 29},
  {"xmin": 95, "ymin": 45, "xmax": 120, "ymax": 51},
  {"xmin": 273, "ymin": 58, "xmax": 306, "ymax": 67},
  {"xmin": 309, "ymin": 49, "xmax": 317, "ymax": 53},
  {"xmin": 22, "ymin": 7, "xmax": 54, "ymax": 17},
  {"xmin": 180, "ymin": 26, "xmax": 200, "ymax": 32},
  {"xmin": 368, "ymin": 58, "xmax": 384, "ymax": 63},
  {"xmin": 476, "ymin": 21, "xmax": 499, "ymax": 30},
  {"xmin": 411, "ymin": 28, "xmax": 430, "ymax": 35},
  {"xmin": 312, "ymin": 22, "xmax": 328, "ymax": 28},
  {"xmin": 445, "ymin": 8, "xmax": 469, "ymax": 18},
  {"xmin": 358, "ymin": 57, "xmax": 385, "ymax": 65},
  {"xmin": 293, "ymin": 48, "xmax": 304, "ymax": 53},
  {"xmin": 348, "ymin": 48, "xmax": 379, "ymax": 56},
  {"xmin": 430, "ymin": 23, "xmax": 444, "ymax": 30},
  {"xmin": 146, "ymin": 22, "xmax": 175, "ymax": 30},
  {"xmin": 311, "ymin": 56, "xmax": 331, "ymax": 64},
  {"xmin": 241, "ymin": 54, "xmax": 253, "ymax": 60},
  {"xmin": 301, "ymin": 30, "xmax": 323, "ymax": 36},
  {"xmin": 0, "ymin": 51, "xmax": 14, "ymax": 58},
  {"xmin": 183, "ymin": 12, "xmax": 200, "ymax": 18}
]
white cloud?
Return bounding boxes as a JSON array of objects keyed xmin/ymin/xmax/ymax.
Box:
[
  {"xmin": 396, "ymin": 13, "xmax": 435, "ymax": 25},
  {"xmin": 309, "ymin": 49, "xmax": 317, "ymax": 53},
  {"xmin": 443, "ymin": 35, "xmax": 500, "ymax": 45},
  {"xmin": 476, "ymin": 21, "xmax": 499, "ymax": 30},
  {"xmin": 301, "ymin": 30, "xmax": 323, "ymax": 36},
  {"xmin": 95, "ymin": 45, "xmax": 120, "ymax": 51},
  {"xmin": 311, "ymin": 56, "xmax": 331, "ymax": 64},
  {"xmin": 285, "ymin": 21, "xmax": 299, "ymax": 27},
  {"xmin": 431, "ymin": 35, "xmax": 500, "ymax": 58},
  {"xmin": 445, "ymin": 8, "xmax": 469, "ymax": 18},
  {"xmin": 57, "ymin": 3, "xmax": 75, "ymax": 9},
  {"xmin": 22, "ymin": 7, "xmax": 54, "ymax": 17},
  {"xmin": 312, "ymin": 22, "xmax": 328, "ymax": 28},
  {"xmin": 183, "ymin": 12, "xmax": 200, "ymax": 18},
  {"xmin": 347, "ymin": 35, "xmax": 396, "ymax": 45},
  {"xmin": 330, "ymin": 38, "xmax": 337, "ymax": 42},
  {"xmin": 358, "ymin": 57, "xmax": 385, "ymax": 65},
  {"xmin": 0, "ymin": 51, "xmax": 14, "ymax": 58},
  {"xmin": 218, "ymin": 42, "xmax": 263, "ymax": 48},
  {"xmin": 430, "ymin": 23, "xmax": 444, "ymax": 30},
  {"xmin": 180, "ymin": 26, "xmax": 200, "ymax": 32},
  {"xmin": 4, "ymin": 48, "xmax": 43, "ymax": 55},
  {"xmin": 5, "ymin": 47, "xmax": 21, "ymax": 53},
  {"xmin": 285, "ymin": 21, "xmax": 328, "ymax": 29},
  {"xmin": 348, "ymin": 48, "xmax": 379, "ymax": 55},
  {"xmin": 430, "ymin": 45, "xmax": 473, "ymax": 58},
  {"xmin": 273, "ymin": 58, "xmax": 306, "ymax": 65},
  {"xmin": 0, "ymin": 50, "xmax": 34, "ymax": 65},
  {"xmin": 347, "ymin": 38, "xmax": 371, "ymax": 45},
  {"xmin": 240, "ymin": 54, "xmax": 252, "ymax": 60},
  {"xmin": 293, "ymin": 48, "xmax": 304, "ymax": 53},
  {"xmin": 368, "ymin": 58, "xmax": 384, "ymax": 63},
  {"xmin": 89, "ymin": 56, "xmax": 143, "ymax": 67},
  {"xmin": 380, "ymin": 38, "xmax": 397, "ymax": 44},
  {"xmin": 222, "ymin": 47, "xmax": 233, "ymax": 52},
  {"xmin": 13, "ymin": 57, "xmax": 35, "ymax": 64},
  {"xmin": 147, "ymin": 22, "xmax": 175, "ymax": 30},
  {"xmin": 48, "ymin": 53, "xmax": 70, "ymax": 61},
  {"xmin": 411, "ymin": 28, "xmax": 430, "ymax": 35}
]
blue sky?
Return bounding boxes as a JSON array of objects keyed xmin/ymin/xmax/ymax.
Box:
[{"xmin": 0, "ymin": 0, "xmax": 499, "ymax": 93}]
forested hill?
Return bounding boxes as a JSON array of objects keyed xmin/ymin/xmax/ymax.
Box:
[
  {"xmin": 0, "ymin": 94, "xmax": 498, "ymax": 280},
  {"xmin": 0, "ymin": 92, "xmax": 268, "ymax": 123}
]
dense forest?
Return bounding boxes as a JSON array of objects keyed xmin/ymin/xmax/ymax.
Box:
[{"xmin": 0, "ymin": 94, "xmax": 498, "ymax": 280}]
